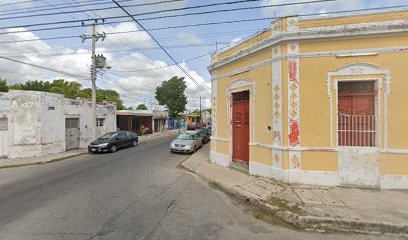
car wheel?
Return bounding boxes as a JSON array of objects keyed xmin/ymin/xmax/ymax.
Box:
[
  {"xmin": 132, "ymin": 140, "xmax": 138, "ymax": 147},
  {"xmin": 110, "ymin": 145, "xmax": 117, "ymax": 153},
  {"xmin": 192, "ymin": 146, "xmax": 197, "ymax": 153}
]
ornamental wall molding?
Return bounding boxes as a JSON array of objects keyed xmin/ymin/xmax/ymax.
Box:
[
  {"xmin": 209, "ymin": 20, "xmax": 408, "ymax": 71},
  {"xmin": 211, "ymin": 45, "xmax": 408, "ymax": 82}
]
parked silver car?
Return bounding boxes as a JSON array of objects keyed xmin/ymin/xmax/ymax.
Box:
[{"xmin": 170, "ymin": 131, "xmax": 203, "ymax": 153}]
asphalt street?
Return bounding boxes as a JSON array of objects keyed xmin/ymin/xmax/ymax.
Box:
[{"xmin": 0, "ymin": 136, "xmax": 404, "ymax": 240}]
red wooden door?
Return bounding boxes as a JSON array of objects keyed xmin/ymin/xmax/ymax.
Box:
[{"xmin": 232, "ymin": 91, "xmax": 249, "ymax": 163}]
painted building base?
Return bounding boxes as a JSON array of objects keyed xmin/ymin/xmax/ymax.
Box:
[
  {"xmin": 210, "ymin": 151, "xmax": 231, "ymax": 167},
  {"xmin": 249, "ymin": 161, "xmax": 339, "ymax": 186},
  {"xmin": 248, "ymin": 161, "xmax": 408, "ymax": 189}
]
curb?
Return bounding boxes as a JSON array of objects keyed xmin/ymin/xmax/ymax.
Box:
[
  {"xmin": 0, "ymin": 133, "xmax": 175, "ymax": 170},
  {"xmin": 0, "ymin": 152, "xmax": 87, "ymax": 170},
  {"xmin": 180, "ymin": 155, "xmax": 408, "ymax": 236}
]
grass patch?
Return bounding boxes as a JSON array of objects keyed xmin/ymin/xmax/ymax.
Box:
[{"xmin": 267, "ymin": 196, "xmax": 306, "ymax": 216}]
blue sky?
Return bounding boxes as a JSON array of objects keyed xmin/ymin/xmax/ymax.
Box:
[{"xmin": 0, "ymin": 0, "xmax": 406, "ymax": 109}]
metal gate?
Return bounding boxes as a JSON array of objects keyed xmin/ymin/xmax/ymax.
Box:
[
  {"xmin": 65, "ymin": 118, "xmax": 80, "ymax": 150},
  {"xmin": 232, "ymin": 91, "xmax": 250, "ymax": 164}
]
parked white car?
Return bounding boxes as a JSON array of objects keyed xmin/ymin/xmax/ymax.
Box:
[{"xmin": 170, "ymin": 131, "xmax": 203, "ymax": 153}]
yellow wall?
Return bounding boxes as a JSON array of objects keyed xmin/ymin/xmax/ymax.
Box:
[
  {"xmin": 217, "ymin": 29, "xmax": 271, "ymax": 61},
  {"xmin": 216, "ymin": 141, "xmax": 229, "ymax": 156},
  {"xmin": 300, "ymin": 35, "xmax": 408, "ymax": 53},
  {"xmin": 211, "ymin": 10, "xmax": 408, "ymax": 177},
  {"xmin": 299, "ymin": 50, "xmax": 408, "ymax": 150},
  {"xmin": 250, "ymin": 146, "xmax": 272, "ymax": 166},
  {"xmin": 380, "ymin": 153, "xmax": 408, "ymax": 175},
  {"xmin": 301, "ymin": 151, "xmax": 338, "ymax": 171},
  {"xmin": 215, "ymin": 50, "xmax": 272, "ymax": 77}
]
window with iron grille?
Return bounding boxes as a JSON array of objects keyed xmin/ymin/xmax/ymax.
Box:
[
  {"xmin": 97, "ymin": 118, "xmax": 105, "ymax": 127},
  {"xmin": 338, "ymin": 81, "xmax": 376, "ymax": 147}
]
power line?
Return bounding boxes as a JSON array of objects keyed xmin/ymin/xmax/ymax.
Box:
[
  {"xmin": 0, "ymin": 55, "xmax": 89, "ymax": 80},
  {"xmin": 0, "ymin": 0, "xmax": 182, "ymax": 15},
  {"xmin": 112, "ymin": 0, "xmax": 211, "ymax": 96},
  {"xmin": 0, "ymin": 0, "xmax": 41, "ymax": 7},
  {"xmin": 0, "ymin": 0, "xmax": 334, "ymax": 31},
  {"xmin": 2, "ymin": 2, "xmax": 405, "ymax": 36},
  {"xmin": 0, "ymin": 0, "xmax": 267, "ymax": 20},
  {"xmin": 0, "ymin": 28, "xmax": 261, "ymax": 44}
]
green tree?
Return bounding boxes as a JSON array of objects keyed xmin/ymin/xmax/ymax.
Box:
[
  {"xmin": 155, "ymin": 76, "xmax": 187, "ymax": 119},
  {"xmin": 96, "ymin": 89, "xmax": 125, "ymax": 110},
  {"xmin": 136, "ymin": 103, "xmax": 147, "ymax": 110},
  {"xmin": 48, "ymin": 79, "xmax": 82, "ymax": 99},
  {"xmin": 11, "ymin": 80, "xmax": 51, "ymax": 92},
  {"xmin": 0, "ymin": 79, "xmax": 9, "ymax": 92}
]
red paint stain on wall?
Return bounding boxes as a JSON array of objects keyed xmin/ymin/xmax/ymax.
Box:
[
  {"xmin": 288, "ymin": 59, "xmax": 297, "ymax": 82},
  {"xmin": 289, "ymin": 119, "xmax": 299, "ymax": 147}
]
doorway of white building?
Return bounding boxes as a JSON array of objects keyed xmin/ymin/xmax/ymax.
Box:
[{"xmin": 65, "ymin": 118, "xmax": 80, "ymax": 150}]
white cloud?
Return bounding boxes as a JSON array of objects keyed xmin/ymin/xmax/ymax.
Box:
[
  {"xmin": 108, "ymin": 52, "xmax": 211, "ymax": 109},
  {"xmin": 177, "ymin": 32, "xmax": 205, "ymax": 45},
  {"xmin": 98, "ymin": 22, "xmax": 153, "ymax": 49},
  {"xmin": 0, "ymin": 26, "xmax": 209, "ymax": 110}
]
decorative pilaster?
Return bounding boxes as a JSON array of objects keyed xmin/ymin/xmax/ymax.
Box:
[
  {"xmin": 287, "ymin": 16, "xmax": 301, "ymax": 170},
  {"xmin": 272, "ymin": 45, "xmax": 282, "ymax": 169}
]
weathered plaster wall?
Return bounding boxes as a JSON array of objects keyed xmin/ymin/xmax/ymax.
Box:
[{"xmin": 0, "ymin": 90, "xmax": 116, "ymax": 159}]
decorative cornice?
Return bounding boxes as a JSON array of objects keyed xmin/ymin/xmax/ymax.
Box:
[
  {"xmin": 209, "ymin": 20, "xmax": 408, "ymax": 71},
  {"xmin": 211, "ymin": 45, "xmax": 408, "ymax": 82}
]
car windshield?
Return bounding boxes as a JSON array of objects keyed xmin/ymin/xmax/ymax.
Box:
[
  {"xmin": 99, "ymin": 132, "xmax": 118, "ymax": 139},
  {"xmin": 177, "ymin": 133, "xmax": 194, "ymax": 140}
]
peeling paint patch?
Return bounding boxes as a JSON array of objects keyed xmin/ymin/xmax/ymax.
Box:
[
  {"xmin": 289, "ymin": 119, "xmax": 300, "ymax": 147},
  {"xmin": 288, "ymin": 59, "xmax": 298, "ymax": 83}
]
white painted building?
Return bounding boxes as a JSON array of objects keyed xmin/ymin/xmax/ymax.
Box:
[{"xmin": 0, "ymin": 90, "xmax": 116, "ymax": 159}]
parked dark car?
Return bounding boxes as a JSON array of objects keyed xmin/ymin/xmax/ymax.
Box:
[
  {"xmin": 88, "ymin": 131, "xmax": 138, "ymax": 153},
  {"xmin": 187, "ymin": 122, "xmax": 202, "ymax": 130},
  {"xmin": 196, "ymin": 128, "xmax": 210, "ymax": 144},
  {"xmin": 205, "ymin": 125, "xmax": 212, "ymax": 136}
]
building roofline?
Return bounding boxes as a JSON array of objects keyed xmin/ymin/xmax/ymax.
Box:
[{"xmin": 299, "ymin": 6, "xmax": 408, "ymax": 22}]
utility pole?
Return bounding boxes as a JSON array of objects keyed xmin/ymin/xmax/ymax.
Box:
[
  {"xmin": 91, "ymin": 22, "xmax": 97, "ymax": 140},
  {"xmin": 80, "ymin": 19, "xmax": 107, "ymax": 139},
  {"xmin": 199, "ymin": 96, "xmax": 202, "ymax": 124}
]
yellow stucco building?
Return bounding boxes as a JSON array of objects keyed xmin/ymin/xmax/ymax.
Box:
[{"xmin": 208, "ymin": 9, "xmax": 408, "ymax": 189}]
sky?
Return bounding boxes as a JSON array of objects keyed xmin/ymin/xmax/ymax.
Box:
[{"xmin": 0, "ymin": 0, "xmax": 406, "ymax": 110}]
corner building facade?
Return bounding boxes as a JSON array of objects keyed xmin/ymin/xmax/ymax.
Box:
[{"xmin": 208, "ymin": 9, "xmax": 408, "ymax": 189}]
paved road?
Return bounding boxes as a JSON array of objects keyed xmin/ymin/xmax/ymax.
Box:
[{"xmin": 0, "ymin": 136, "xmax": 404, "ymax": 240}]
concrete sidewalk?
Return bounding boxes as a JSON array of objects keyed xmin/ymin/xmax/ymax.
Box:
[
  {"xmin": 0, "ymin": 149, "xmax": 87, "ymax": 169},
  {"xmin": 0, "ymin": 131, "xmax": 176, "ymax": 169},
  {"xmin": 181, "ymin": 144, "xmax": 408, "ymax": 235}
]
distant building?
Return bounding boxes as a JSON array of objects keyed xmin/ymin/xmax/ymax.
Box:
[
  {"xmin": 117, "ymin": 110, "xmax": 153, "ymax": 135},
  {"xmin": 186, "ymin": 111, "xmax": 211, "ymax": 125},
  {"xmin": 117, "ymin": 110, "xmax": 169, "ymax": 134},
  {"xmin": 153, "ymin": 110, "xmax": 168, "ymax": 132},
  {"xmin": 209, "ymin": 10, "xmax": 408, "ymax": 189},
  {"xmin": 0, "ymin": 90, "xmax": 116, "ymax": 159}
]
